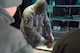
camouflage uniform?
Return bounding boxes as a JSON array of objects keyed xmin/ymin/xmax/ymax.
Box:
[{"xmin": 20, "ymin": 5, "xmax": 52, "ymax": 47}]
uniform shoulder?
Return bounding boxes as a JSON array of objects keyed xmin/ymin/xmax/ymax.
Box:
[{"xmin": 23, "ymin": 5, "xmax": 35, "ymax": 15}]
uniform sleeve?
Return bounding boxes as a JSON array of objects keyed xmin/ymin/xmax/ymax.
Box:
[
  {"xmin": 22, "ymin": 12, "xmax": 41, "ymax": 40},
  {"xmin": 43, "ymin": 11, "xmax": 52, "ymax": 35}
]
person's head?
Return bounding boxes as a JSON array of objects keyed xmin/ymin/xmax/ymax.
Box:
[
  {"xmin": 34, "ymin": 0, "xmax": 47, "ymax": 15},
  {"xmin": 52, "ymin": 29, "xmax": 80, "ymax": 53},
  {"xmin": 0, "ymin": 0, "xmax": 22, "ymax": 16}
]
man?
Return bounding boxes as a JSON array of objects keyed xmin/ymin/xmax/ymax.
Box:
[
  {"xmin": 52, "ymin": 29, "xmax": 80, "ymax": 53},
  {"xmin": 20, "ymin": 0, "xmax": 54, "ymax": 48},
  {"xmin": 0, "ymin": 0, "xmax": 33, "ymax": 53}
]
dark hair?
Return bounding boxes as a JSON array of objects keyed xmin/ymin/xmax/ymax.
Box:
[{"xmin": 34, "ymin": 0, "xmax": 47, "ymax": 13}]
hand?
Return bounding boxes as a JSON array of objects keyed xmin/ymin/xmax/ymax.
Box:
[
  {"xmin": 45, "ymin": 34, "xmax": 54, "ymax": 48},
  {"xmin": 40, "ymin": 36, "xmax": 47, "ymax": 43},
  {"xmin": 45, "ymin": 40, "xmax": 53, "ymax": 48},
  {"xmin": 50, "ymin": 34, "xmax": 54, "ymax": 42}
]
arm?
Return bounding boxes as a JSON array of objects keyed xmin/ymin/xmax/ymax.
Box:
[
  {"xmin": 22, "ymin": 12, "xmax": 42, "ymax": 40},
  {"xmin": 43, "ymin": 11, "xmax": 54, "ymax": 41},
  {"xmin": 43, "ymin": 11, "xmax": 52, "ymax": 35}
]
